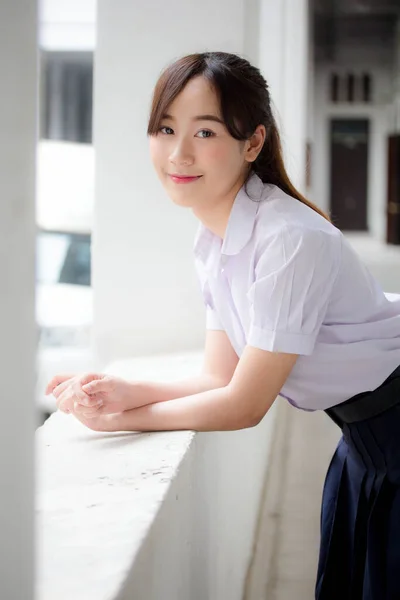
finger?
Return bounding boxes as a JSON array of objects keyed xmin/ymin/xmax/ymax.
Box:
[
  {"xmin": 58, "ymin": 398, "xmax": 72, "ymax": 414},
  {"xmin": 45, "ymin": 374, "xmax": 75, "ymax": 395},
  {"xmin": 79, "ymin": 373, "xmax": 106, "ymax": 387},
  {"xmin": 72, "ymin": 381, "xmax": 92, "ymax": 405},
  {"xmin": 79, "ymin": 401, "xmax": 115, "ymax": 415},
  {"xmin": 53, "ymin": 373, "xmax": 101, "ymax": 400},
  {"xmin": 57, "ymin": 391, "xmax": 74, "ymax": 413},
  {"xmin": 81, "ymin": 376, "xmax": 111, "ymax": 395},
  {"xmin": 76, "ymin": 374, "xmax": 105, "ymax": 406},
  {"xmin": 53, "ymin": 379, "xmax": 74, "ymax": 399},
  {"xmin": 77, "ymin": 393, "xmax": 105, "ymax": 408},
  {"xmin": 73, "ymin": 400, "xmax": 103, "ymax": 417}
]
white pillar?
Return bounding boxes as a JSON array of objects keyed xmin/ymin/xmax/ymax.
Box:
[
  {"xmin": 94, "ymin": 0, "xmax": 249, "ymax": 366},
  {"xmin": 306, "ymin": 3, "xmax": 315, "ymax": 196},
  {"xmin": 258, "ymin": 0, "xmax": 310, "ymax": 192},
  {"xmin": 0, "ymin": 1, "xmax": 37, "ymax": 599}
]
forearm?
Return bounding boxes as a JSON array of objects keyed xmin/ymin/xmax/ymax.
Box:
[
  {"xmin": 125, "ymin": 374, "xmax": 227, "ymax": 410},
  {"xmin": 109, "ymin": 385, "xmax": 255, "ymax": 433}
]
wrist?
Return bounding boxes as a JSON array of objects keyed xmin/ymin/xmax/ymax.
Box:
[
  {"xmin": 107, "ymin": 412, "xmax": 124, "ymax": 431},
  {"xmin": 107, "ymin": 409, "xmax": 139, "ymax": 432},
  {"xmin": 123, "ymin": 380, "xmax": 148, "ymax": 411}
]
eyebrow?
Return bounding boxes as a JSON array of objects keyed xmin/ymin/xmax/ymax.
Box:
[{"xmin": 162, "ymin": 113, "xmax": 225, "ymax": 125}]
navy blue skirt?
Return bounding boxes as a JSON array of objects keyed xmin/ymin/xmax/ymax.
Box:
[{"xmin": 316, "ymin": 366, "xmax": 400, "ymax": 600}]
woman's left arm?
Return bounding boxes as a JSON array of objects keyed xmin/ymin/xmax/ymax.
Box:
[{"xmin": 102, "ymin": 347, "xmax": 298, "ymax": 433}]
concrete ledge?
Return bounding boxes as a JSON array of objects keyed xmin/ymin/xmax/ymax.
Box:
[{"xmin": 36, "ymin": 351, "xmax": 280, "ymax": 600}]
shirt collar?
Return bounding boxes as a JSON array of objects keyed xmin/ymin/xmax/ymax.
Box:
[{"xmin": 193, "ymin": 172, "xmax": 264, "ymax": 266}]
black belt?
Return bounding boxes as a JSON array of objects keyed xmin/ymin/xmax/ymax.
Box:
[{"xmin": 325, "ymin": 365, "xmax": 400, "ymax": 427}]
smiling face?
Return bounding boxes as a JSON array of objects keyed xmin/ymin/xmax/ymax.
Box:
[{"xmin": 149, "ymin": 76, "xmax": 252, "ymax": 210}]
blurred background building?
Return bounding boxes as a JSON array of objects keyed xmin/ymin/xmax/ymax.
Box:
[{"xmin": 310, "ymin": 0, "xmax": 400, "ymax": 243}]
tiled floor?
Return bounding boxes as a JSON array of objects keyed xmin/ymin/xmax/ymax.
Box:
[{"xmin": 267, "ymin": 408, "xmax": 340, "ymax": 599}]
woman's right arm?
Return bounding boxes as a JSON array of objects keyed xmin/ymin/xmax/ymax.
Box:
[
  {"xmin": 126, "ymin": 329, "xmax": 240, "ymax": 408},
  {"xmin": 50, "ymin": 330, "xmax": 240, "ymax": 416}
]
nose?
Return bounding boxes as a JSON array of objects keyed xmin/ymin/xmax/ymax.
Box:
[{"xmin": 169, "ymin": 138, "xmax": 194, "ymax": 167}]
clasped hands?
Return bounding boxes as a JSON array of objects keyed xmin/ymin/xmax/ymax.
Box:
[{"xmin": 45, "ymin": 373, "xmax": 133, "ymax": 431}]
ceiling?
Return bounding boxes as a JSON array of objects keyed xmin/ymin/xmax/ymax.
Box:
[
  {"xmin": 314, "ymin": 0, "xmax": 400, "ymax": 17},
  {"xmin": 313, "ymin": 0, "xmax": 400, "ymax": 61}
]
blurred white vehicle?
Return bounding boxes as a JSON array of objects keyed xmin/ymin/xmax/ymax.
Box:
[{"xmin": 36, "ymin": 141, "xmax": 95, "ymax": 419}]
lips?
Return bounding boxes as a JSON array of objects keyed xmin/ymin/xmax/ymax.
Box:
[{"xmin": 169, "ymin": 174, "xmax": 202, "ymax": 184}]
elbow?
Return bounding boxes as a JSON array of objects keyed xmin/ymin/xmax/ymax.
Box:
[
  {"xmin": 225, "ymin": 386, "xmax": 270, "ymax": 430},
  {"xmin": 239, "ymin": 403, "xmax": 271, "ymax": 429},
  {"xmin": 245, "ymin": 412, "xmax": 265, "ymax": 429},
  {"xmin": 242, "ymin": 393, "xmax": 277, "ymax": 429},
  {"xmin": 237, "ymin": 408, "xmax": 266, "ymax": 430}
]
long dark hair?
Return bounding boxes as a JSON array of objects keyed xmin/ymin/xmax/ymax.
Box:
[{"xmin": 147, "ymin": 52, "xmax": 331, "ymax": 222}]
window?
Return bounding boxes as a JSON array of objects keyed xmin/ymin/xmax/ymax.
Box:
[
  {"xmin": 362, "ymin": 73, "xmax": 371, "ymax": 102},
  {"xmin": 40, "ymin": 51, "xmax": 93, "ymax": 144},
  {"xmin": 331, "ymin": 73, "xmax": 339, "ymax": 102},
  {"xmin": 329, "ymin": 71, "xmax": 373, "ymax": 104},
  {"xmin": 347, "ymin": 74, "xmax": 355, "ymax": 102},
  {"xmin": 36, "ymin": 230, "xmax": 91, "ymax": 287}
]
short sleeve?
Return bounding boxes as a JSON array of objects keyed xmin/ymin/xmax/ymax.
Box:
[
  {"xmin": 206, "ymin": 305, "xmax": 224, "ymax": 330},
  {"xmin": 194, "ymin": 258, "xmax": 224, "ymax": 331},
  {"xmin": 247, "ymin": 226, "xmax": 341, "ymax": 355}
]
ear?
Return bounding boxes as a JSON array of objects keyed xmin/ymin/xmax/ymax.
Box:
[{"xmin": 245, "ymin": 125, "xmax": 266, "ymax": 163}]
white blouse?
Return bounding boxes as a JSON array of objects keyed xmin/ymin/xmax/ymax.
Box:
[{"xmin": 193, "ymin": 173, "xmax": 400, "ymax": 411}]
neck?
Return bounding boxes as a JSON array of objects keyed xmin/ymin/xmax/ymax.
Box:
[{"xmin": 192, "ymin": 174, "xmax": 247, "ymax": 239}]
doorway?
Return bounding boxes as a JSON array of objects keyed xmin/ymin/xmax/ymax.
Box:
[{"xmin": 329, "ymin": 118, "xmax": 369, "ymax": 230}]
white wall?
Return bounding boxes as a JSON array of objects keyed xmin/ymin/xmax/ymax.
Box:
[
  {"xmin": 258, "ymin": 0, "xmax": 309, "ymax": 192},
  {"xmin": 311, "ymin": 64, "xmax": 393, "ymax": 240},
  {"xmin": 115, "ymin": 409, "xmax": 278, "ymax": 600},
  {"xmin": 93, "ymin": 0, "xmax": 310, "ymax": 367},
  {"xmin": 0, "ymin": 1, "xmax": 37, "ymax": 598},
  {"xmin": 306, "ymin": 2, "xmax": 315, "ymax": 196},
  {"xmin": 94, "ymin": 0, "xmax": 247, "ymax": 366}
]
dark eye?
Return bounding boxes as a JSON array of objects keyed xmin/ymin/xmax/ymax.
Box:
[
  {"xmin": 159, "ymin": 126, "xmax": 173, "ymax": 135},
  {"xmin": 197, "ymin": 130, "xmax": 214, "ymax": 139}
]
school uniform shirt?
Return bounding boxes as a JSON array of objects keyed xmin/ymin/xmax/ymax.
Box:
[{"xmin": 193, "ymin": 172, "xmax": 400, "ymax": 411}]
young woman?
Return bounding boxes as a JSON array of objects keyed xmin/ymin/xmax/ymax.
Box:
[{"xmin": 46, "ymin": 52, "xmax": 400, "ymax": 599}]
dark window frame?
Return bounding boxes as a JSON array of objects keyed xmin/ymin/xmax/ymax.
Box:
[
  {"xmin": 39, "ymin": 50, "xmax": 93, "ymax": 144},
  {"xmin": 36, "ymin": 228, "xmax": 92, "ymax": 287}
]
